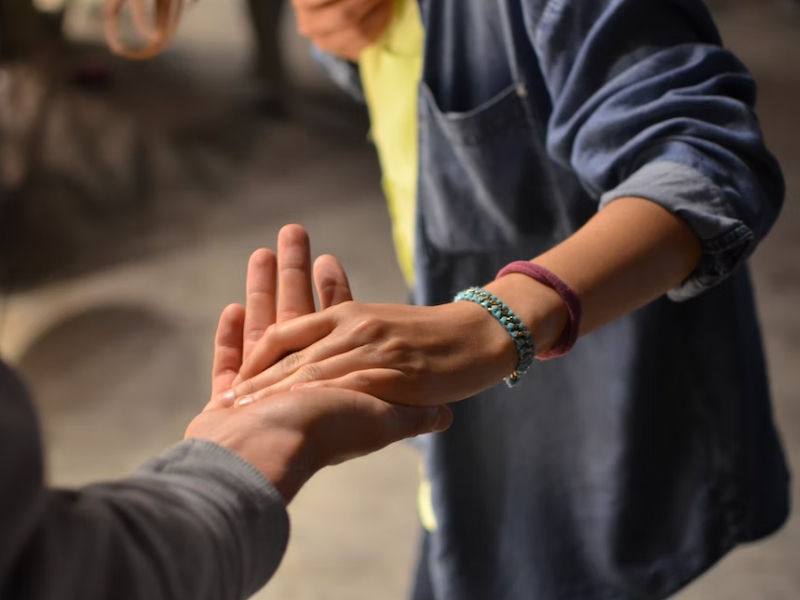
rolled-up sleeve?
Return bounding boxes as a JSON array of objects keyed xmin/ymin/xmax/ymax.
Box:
[{"xmin": 523, "ymin": 0, "xmax": 784, "ymax": 300}]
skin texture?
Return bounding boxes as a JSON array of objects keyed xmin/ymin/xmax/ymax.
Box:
[
  {"xmin": 226, "ymin": 198, "xmax": 702, "ymax": 408},
  {"xmin": 185, "ymin": 225, "xmax": 452, "ymax": 502}
]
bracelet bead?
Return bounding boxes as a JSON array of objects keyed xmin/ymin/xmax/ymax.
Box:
[{"xmin": 454, "ymin": 287, "xmax": 535, "ymax": 388}]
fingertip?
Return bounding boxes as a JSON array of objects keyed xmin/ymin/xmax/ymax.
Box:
[
  {"xmin": 314, "ymin": 253, "xmax": 342, "ymax": 270},
  {"xmin": 222, "ymin": 302, "xmax": 246, "ymax": 319},
  {"xmin": 278, "ymin": 224, "xmax": 310, "ymax": 247},
  {"xmin": 220, "ymin": 389, "xmax": 236, "ymax": 407},
  {"xmin": 433, "ymin": 405, "xmax": 454, "ymax": 432},
  {"xmin": 314, "ymin": 255, "xmax": 347, "ymax": 283},
  {"xmin": 217, "ymin": 304, "xmax": 245, "ymax": 336},
  {"xmin": 314, "ymin": 254, "xmax": 352, "ymax": 308},
  {"xmin": 249, "ymin": 247, "xmax": 275, "ymax": 267}
]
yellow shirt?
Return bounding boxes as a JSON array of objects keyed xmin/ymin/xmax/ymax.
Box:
[
  {"xmin": 359, "ymin": 0, "xmax": 438, "ymax": 532},
  {"xmin": 359, "ymin": 0, "xmax": 423, "ymax": 287}
]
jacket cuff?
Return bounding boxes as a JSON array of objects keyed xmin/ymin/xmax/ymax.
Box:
[
  {"xmin": 599, "ymin": 160, "xmax": 754, "ymax": 301},
  {"xmin": 139, "ymin": 439, "xmax": 290, "ymax": 596}
]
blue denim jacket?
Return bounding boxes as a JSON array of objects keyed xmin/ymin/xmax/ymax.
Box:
[{"xmin": 316, "ymin": 1, "xmax": 790, "ymax": 598}]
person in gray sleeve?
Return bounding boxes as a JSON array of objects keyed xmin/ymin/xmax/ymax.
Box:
[{"xmin": 0, "ymin": 224, "xmax": 453, "ymax": 600}]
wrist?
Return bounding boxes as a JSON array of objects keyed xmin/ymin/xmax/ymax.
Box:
[
  {"xmin": 233, "ymin": 432, "xmax": 310, "ymax": 504},
  {"xmin": 190, "ymin": 415, "xmax": 312, "ymax": 504},
  {"xmin": 484, "ymin": 273, "xmax": 569, "ymax": 357},
  {"xmin": 438, "ymin": 300, "xmax": 519, "ymax": 386}
]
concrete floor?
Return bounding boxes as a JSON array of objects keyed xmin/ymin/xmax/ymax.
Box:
[{"xmin": 1, "ymin": 1, "xmax": 798, "ymax": 599}]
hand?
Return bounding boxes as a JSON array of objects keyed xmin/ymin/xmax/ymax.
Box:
[
  {"xmin": 293, "ymin": 0, "xmax": 394, "ymax": 61},
  {"xmin": 207, "ymin": 224, "xmax": 353, "ymax": 410},
  {"xmin": 225, "ymin": 299, "xmax": 522, "ymax": 408},
  {"xmin": 192, "ymin": 225, "xmax": 453, "ymax": 502}
]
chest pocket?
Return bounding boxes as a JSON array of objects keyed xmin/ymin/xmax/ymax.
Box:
[
  {"xmin": 417, "ymin": 79, "xmax": 563, "ymax": 255},
  {"xmin": 416, "ymin": 0, "xmax": 563, "ymax": 255}
]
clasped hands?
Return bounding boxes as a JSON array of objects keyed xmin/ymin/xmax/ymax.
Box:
[{"xmin": 186, "ymin": 225, "xmax": 470, "ymax": 505}]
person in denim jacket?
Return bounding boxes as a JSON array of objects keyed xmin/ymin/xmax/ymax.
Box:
[
  {"xmin": 228, "ymin": 1, "xmax": 792, "ymax": 599},
  {"xmin": 105, "ymin": 1, "xmax": 792, "ymax": 598}
]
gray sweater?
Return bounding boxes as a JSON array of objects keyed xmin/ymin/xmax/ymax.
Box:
[{"xmin": 0, "ymin": 359, "xmax": 290, "ymax": 600}]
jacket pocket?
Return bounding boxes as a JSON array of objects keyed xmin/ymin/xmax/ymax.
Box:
[{"xmin": 417, "ymin": 81, "xmax": 562, "ymax": 254}]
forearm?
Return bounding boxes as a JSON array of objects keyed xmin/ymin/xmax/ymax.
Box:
[{"xmin": 486, "ymin": 197, "xmax": 702, "ymax": 356}]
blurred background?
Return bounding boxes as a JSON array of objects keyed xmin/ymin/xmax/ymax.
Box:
[{"xmin": 0, "ymin": 0, "xmax": 798, "ymax": 598}]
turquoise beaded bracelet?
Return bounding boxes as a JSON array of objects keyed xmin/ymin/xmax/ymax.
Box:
[{"xmin": 454, "ymin": 286, "xmax": 535, "ymax": 388}]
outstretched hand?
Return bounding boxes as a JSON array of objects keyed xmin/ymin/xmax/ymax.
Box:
[
  {"xmin": 188, "ymin": 225, "xmax": 452, "ymax": 503},
  {"xmin": 207, "ymin": 224, "xmax": 353, "ymax": 409},
  {"xmin": 223, "ymin": 295, "xmax": 518, "ymax": 408}
]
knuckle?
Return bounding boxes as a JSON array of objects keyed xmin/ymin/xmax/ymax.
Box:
[
  {"xmin": 352, "ymin": 372, "xmax": 373, "ymax": 392},
  {"xmin": 244, "ymin": 328, "xmax": 265, "ymax": 343},
  {"xmin": 334, "ymin": 300, "xmax": 359, "ymax": 319},
  {"xmin": 276, "ymin": 310, "xmax": 300, "ymax": 322},
  {"xmin": 381, "ymin": 336, "xmax": 411, "ymax": 360},
  {"xmin": 238, "ymin": 379, "xmax": 256, "ymax": 397},
  {"xmin": 403, "ymin": 355, "xmax": 427, "ymax": 380},
  {"xmin": 295, "ymin": 363, "xmax": 323, "ymax": 384},
  {"xmin": 352, "ymin": 315, "xmax": 385, "ymax": 343},
  {"xmin": 279, "ymin": 351, "xmax": 303, "ymax": 376}
]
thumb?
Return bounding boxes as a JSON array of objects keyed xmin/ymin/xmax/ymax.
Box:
[{"xmin": 381, "ymin": 404, "xmax": 454, "ymax": 443}]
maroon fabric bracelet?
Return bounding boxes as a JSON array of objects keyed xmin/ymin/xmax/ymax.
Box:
[{"xmin": 496, "ymin": 261, "xmax": 582, "ymax": 359}]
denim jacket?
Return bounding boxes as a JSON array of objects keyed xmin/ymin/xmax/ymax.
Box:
[{"xmin": 315, "ymin": 1, "xmax": 790, "ymax": 598}]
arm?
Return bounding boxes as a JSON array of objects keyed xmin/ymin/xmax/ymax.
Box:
[
  {"xmin": 2, "ymin": 227, "xmax": 450, "ymax": 600},
  {"xmin": 4, "ymin": 437, "xmax": 289, "ymax": 600},
  {"xmin": 485, "ymin": 197, "xmax": 702, "ymax": 356},
  {"xmin": 486, "ymin": 0, "xmax": 783, "ymax": 353},
  {"xmin": 0, "ymin": 349, "xmax": 288, "ymax": 600},
  {"xmin": 228, "ymin": 0, "xmax": 784, "ymax": 406}
]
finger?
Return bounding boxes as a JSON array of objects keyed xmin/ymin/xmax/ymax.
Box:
[
  {"xmin": 243, "ymin": 248, "xmax": 277, "ymax": 362},
  {"xmin": 230, "ymin": 310, "xmax": 335, "ymax": 388},
  {"xmin": 318, "ymin": 391, "xmax": 453, "ymax": 466},
  {"xmin": 314, "ymin": 254, "xmax": 352, "ymax": 309},
  {"xmin": 288, "ymin": 368, "xmax": 431, "ymax": 407},
  {"xmin": 239, "ymin": 345, "xmax": 375, "ymax": 404},
  {"xmin": 209, "ymin": 304, "xmax": 245, "ymax": 409},
  {"xmin": 277, "ymin": 224, "xmax": 315, "ymax": 322},
  {"xmin": 261, "ymin": 388, "xmax": 452, "ymax": 469},
  {"xmin": 377, "ymin": 404, "xmax": 454, "ymax": 447}
]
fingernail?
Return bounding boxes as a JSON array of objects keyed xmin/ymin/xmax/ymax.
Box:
[
  {"xmin": 290, "ymin": 383, "xmax": 311, "ymax": 391},
  {"xmin": 222, "ymin": 390, "xmax": 235, "ymax": 404},
  {"xmin": 238, "ymin": 396, "xmax": 254, "ymax": 407}
]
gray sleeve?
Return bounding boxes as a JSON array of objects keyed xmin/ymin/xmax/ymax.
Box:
[{"xmin": 4, "ymin": 431, "xmax": 289, "ymax": 600}]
